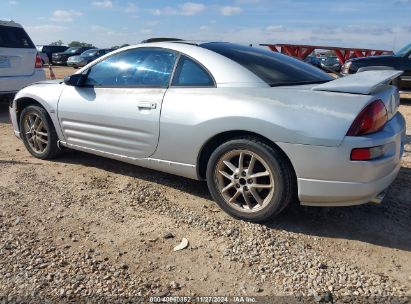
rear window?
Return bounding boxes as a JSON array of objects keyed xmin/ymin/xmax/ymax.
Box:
[
  {"xmin": 0, "ymin": 25, "xmax": 35, "ymax": 49},
  {"xmin": 42, "ymin": 46, "xmax": 66, "ymax": 53},
  {"xmin": 201, "ymin": 42, "xmax": 333, "ymax": 86}
]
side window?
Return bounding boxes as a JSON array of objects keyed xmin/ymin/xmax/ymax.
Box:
[
  {"xmin": 172, "ymin": 55, "xmax": 214, "ymax": 87},
  {"xmin": 85, "ymin": 48, "xmax": 176, "ymax": 87}
]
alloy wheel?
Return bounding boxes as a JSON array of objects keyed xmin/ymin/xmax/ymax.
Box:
[
  {"xmin": 214, "ymin": 149, "xmax": 275, "ymax": 213},
  {"xmin": 22, "ymin": 112, "xmax": 49, "ymax": 154}
]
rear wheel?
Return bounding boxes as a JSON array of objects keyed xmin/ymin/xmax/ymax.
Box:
[
  {"xmin": 19, "ymin": 105, "xmax": 61, "ymax": 159},
  {"xmin": 206, "ymin": 137, "xmax": 295, "ymax": 222}
]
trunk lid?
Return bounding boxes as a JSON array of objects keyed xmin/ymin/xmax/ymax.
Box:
[
  {"xmin": 312, "ymin": 70, "xmax": 403, "ymax": 120},
  {"xmin": 312, "ymin": 70, "xmax": 402, "ymax": 95}
]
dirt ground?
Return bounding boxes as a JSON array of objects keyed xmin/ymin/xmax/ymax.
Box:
[
  {"xmin": 0, "ymin": 68, "xmax": 410, "ymax": 301},
  {"xmin": 44, "ymin": 66, "xmax": 77, "ymax": 80}
]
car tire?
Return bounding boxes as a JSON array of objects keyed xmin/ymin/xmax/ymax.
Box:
[
  {"xmin": 206, "ymin": 137, "xmax": 296, "ymax": 222},
  {"xmin": 19, "ymin": 105, "xmax": 61, "ymax": 160}
]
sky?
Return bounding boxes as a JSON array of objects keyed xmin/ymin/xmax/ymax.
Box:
[{"xmin": 1, "ymin": 0, "xmax": 411, "ymax": 51}]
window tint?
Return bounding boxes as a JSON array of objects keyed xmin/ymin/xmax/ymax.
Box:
[
  {"xmin": 39, "ymin": 46, "xmax": 67, "ymax": 53},
  {"xmin": 201, "ymin": 42, "xmax": 333, "ymax": 86},
  {"xmin": 0, "ymin": 25, "xmax": 34, "ymax": 48},
  {"xmin": 85, "ymin": 48, "xmax": 176, "ymax": 87},
  {"xmin": 172, "ymin": 56, "xmax": 214, "ymax": 87}
]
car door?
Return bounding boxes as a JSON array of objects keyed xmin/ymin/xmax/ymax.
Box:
[{"xmin": 57, "ymin": 47, "xmax": 177, "ymax": 159}]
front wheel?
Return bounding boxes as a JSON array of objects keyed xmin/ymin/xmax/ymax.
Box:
[
  {"xmin": 206, "ymin": 138, "xmax": 296, "ymax": 222},
  {"xmin": 19, "ymin": 105, "xmax": 61, "ymax": 160}
]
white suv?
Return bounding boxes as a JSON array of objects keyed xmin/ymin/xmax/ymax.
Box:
[{"xmin": 0, "ymin": 19, "xmax": 45, "ymax": 101}]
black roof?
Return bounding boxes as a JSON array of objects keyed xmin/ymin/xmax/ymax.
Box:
[{"xmin": 141, "ymin": 37, "xmax": 184, "ymax": 43}]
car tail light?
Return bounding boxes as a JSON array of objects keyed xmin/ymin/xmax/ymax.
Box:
[
  {"xmin": 351, "ymin": 146, "xmax": 385, "ymax": 161},
  {"xmin": 346, "ymin": 100, "xmax": 387, "ymax": 136},
  {"xmin": 35, "ymin": 53, "xmax": 43, "ymax": 68}
]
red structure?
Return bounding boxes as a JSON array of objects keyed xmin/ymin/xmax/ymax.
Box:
[{"xmin": 261, "ymin": 44, "xmax": 393, "ymax": 64}]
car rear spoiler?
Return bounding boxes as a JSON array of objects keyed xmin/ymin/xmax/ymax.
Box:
[{"xmin": 312, "ymin": 70, "xmax": 403, "ymax": 95}]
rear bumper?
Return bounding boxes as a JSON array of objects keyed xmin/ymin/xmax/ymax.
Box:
[
  {"xmin": 279, "ymin": 112, "xmax": 406, "ymax": 207},
  {"xmin": 0, "ymin": 69, "xmax": 46, "ymax": 94},
  {"xmin": 298, "ymin": 162, "xmax": 400, "ymax": 206}
]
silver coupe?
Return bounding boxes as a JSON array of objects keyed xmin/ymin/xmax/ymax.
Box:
[{"xmin": 9, "ymin": 41, "xmax": 406, "ymax": 222}]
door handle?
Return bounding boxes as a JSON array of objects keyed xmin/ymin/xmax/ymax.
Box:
[{"xmin": 137, "ymin": 102, "xmax": 157, "ymax": 110}]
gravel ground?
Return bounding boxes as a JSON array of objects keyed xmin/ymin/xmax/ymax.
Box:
[{"xmin": 0, "ymin": 77, "xmax": 410, "ymax": 302}]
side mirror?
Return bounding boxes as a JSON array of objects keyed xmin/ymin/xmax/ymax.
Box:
[{"xmin": 64, "ymin": 73, "xmax": 86, "ymax": 86}]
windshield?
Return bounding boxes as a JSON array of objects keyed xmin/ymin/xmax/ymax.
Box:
[
  {"xmin": 395, "ymin": 43, "xmax": 411, "ymax": 57},
  {"xmin": 201, "ymin": 42, "xmax": 332, "ymax": 86},
  {"xmin": 64, "ymin": 47, "xmax": 80, "ymax": 54},
  {"xmin": 81, "ymin": 49, "xmax": 98, "ymax": 57}
]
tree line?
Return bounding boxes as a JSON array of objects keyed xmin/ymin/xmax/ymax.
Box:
[{"xmin": 49, "ymin": 40, "xmax": 130, "ymax": 49}]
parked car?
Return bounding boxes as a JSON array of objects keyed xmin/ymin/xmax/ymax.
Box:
[
  {"xmin": 304, "ymin": 56, "xmax": 321, "ymax": 68},
  {"xmin": 9, "ymin": 42, "xmax": 405, "ymax": 222},
  {"xmin": 342, "ymin": 43, "xmax": 411, "ymax": 91},
  {"xmin": 320, "ymin": 56, "xmax": 341, "ymax": 72},
  {"xmin": 0, "ymin": 19, "xmax": 45, "ymax": 102},
  {"xmin": 67, "ymin": 48, "xmax": 113, "ymax": 68},
  {"xmin": 37, "ymin": 45, "xmax": 68, "ymax": 64},
  {"xmin": 317, "ymin": 55, "xmax": 328, "ymax": 62},
  {"xmin": 52, "ymin": 47, "xmax": 94, "ymax": 66}
]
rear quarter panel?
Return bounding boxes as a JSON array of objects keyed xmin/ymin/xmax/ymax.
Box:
[{"xmin": 153, "ymin": 87, "xmax": 372, "ymax": 165}]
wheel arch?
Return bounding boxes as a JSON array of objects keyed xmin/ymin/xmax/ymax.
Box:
[
  {"xmin": 14, "ymin": 97, "xmax": 57, "ymax": 135},
  {"xmin": 196, "ymin": 130, "xmax": 297, "ymax": 181},
  {"xmin": 16, "ymin": 97, "xmax": 62, "ymax": 159},
  {"xmin": 15, "ymin": 97, "xmax": 45, "ymax": 129}
]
